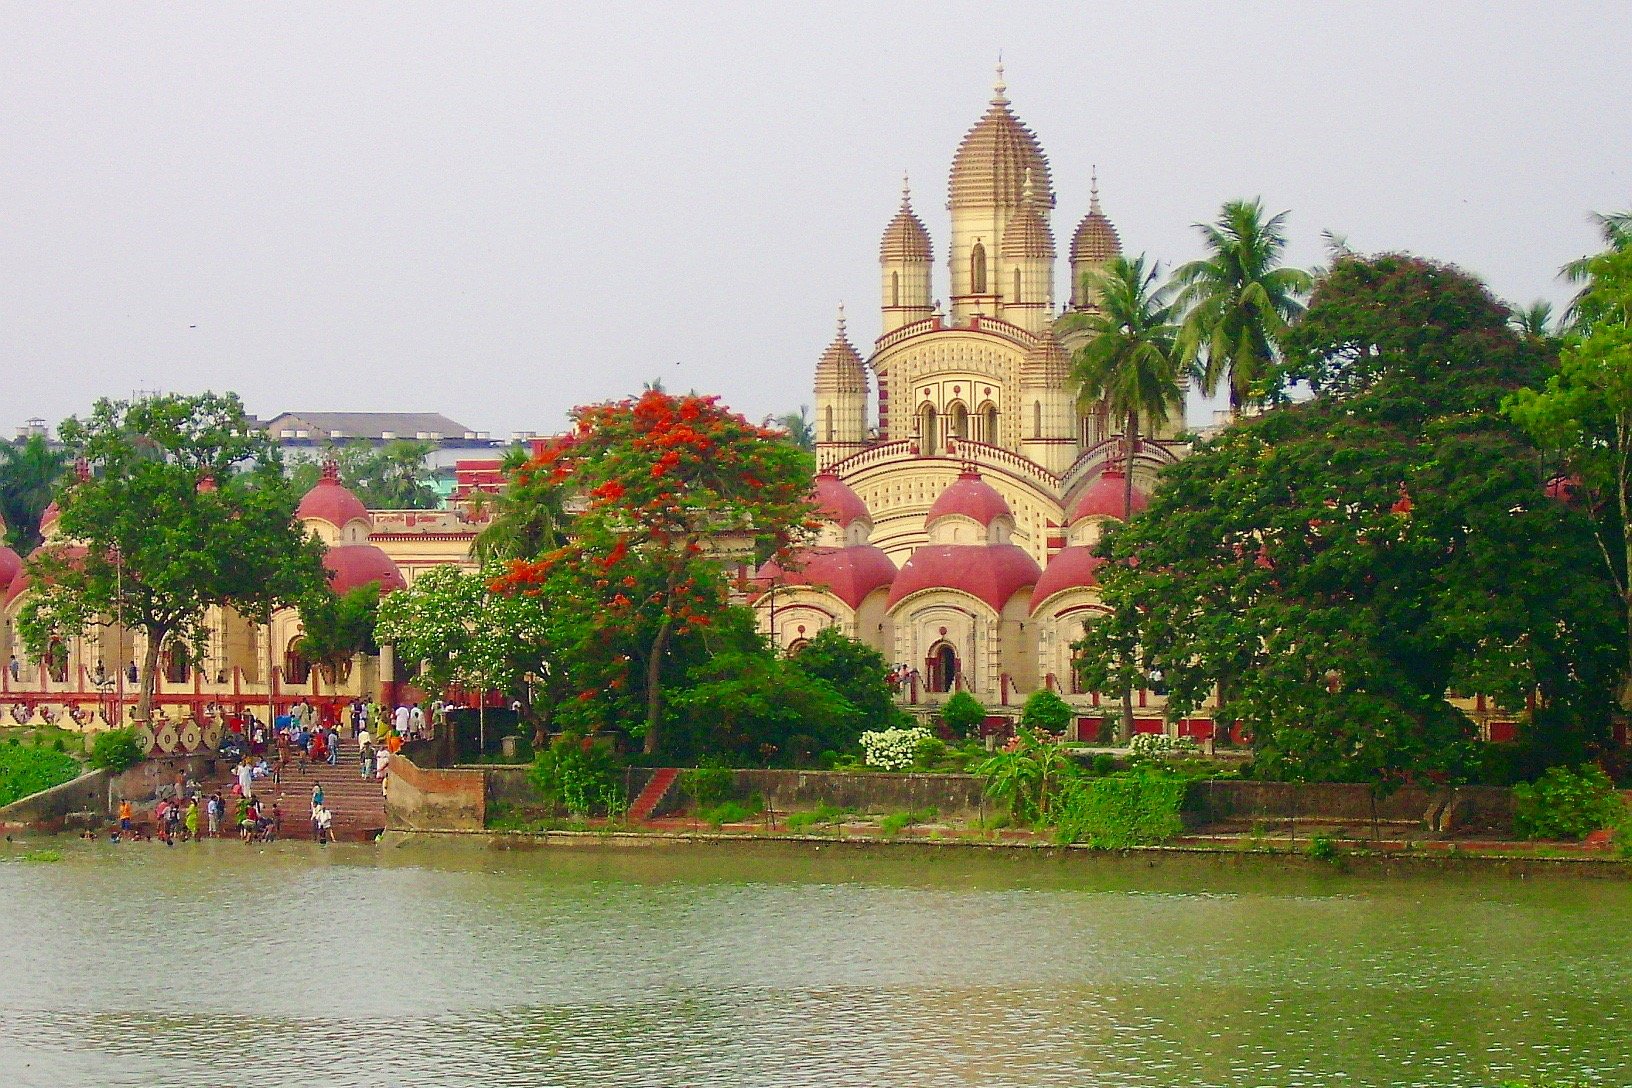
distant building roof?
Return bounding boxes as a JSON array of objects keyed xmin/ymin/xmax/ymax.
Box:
[{"xmin": 261, "ymin": 412, "xmax": 473, "ymax": 441}]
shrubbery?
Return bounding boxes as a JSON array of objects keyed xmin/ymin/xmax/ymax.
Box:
[
  {"xmin": 940, "ymin": 691, "xmax": 986, "ymax": 737},
  {"xmin": 1051, "ymin": 772, "xmax": 1188, "ymax": 848},
  {"xmin": 89, "ymin": 728, "xmax": 143, "ymax": 773},
  {"xmin": 860, "ymin": 726, "xmax": 932, "ymax": 770},
  {"xmin": 529, "ymin": 734, "xmax": 625, "ymax": 817},
  {"xmin": 0, "ymin": 742, "xmax": 83, "ymax": 807},
  {"xmin": 1513, "ymin": 765, "xmax": 1626, "ymax": 841}
]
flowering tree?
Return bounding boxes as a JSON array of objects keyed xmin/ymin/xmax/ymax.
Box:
[{"xmin": 492, "ymin": 390, "xmax": 814, "ymax": 755}]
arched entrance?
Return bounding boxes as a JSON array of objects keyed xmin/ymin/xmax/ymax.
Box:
[
  {"xmin": 919, "ymin": 403, "xmax": 939, "ymax": 454},
  {"xmin": 926, "ymin": 641, "xmax": 958, "ymax": 694},
  {"xmin": 283, "ymin": 637, "xmax": 311, "ymax": 685}
]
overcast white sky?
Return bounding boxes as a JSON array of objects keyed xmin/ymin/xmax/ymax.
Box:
[{"xmin": 3, "ymin": 2, "xmax": 1628, "ymax": 438}]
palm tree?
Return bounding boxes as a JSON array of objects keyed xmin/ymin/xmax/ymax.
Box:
[
  {"xmin": 1561, "ymin": 209, "xmax": 1632, "ymax": 325},
  {"xmin": 767, "ymin": 406, "xmax": 815, "ymax": 452},
  {"xmin": 1068, "ymin": 255, "xmax": 1182, "ymax": 742},
  {"xmin": 1070, "ymin": 254, "xmax": 1183, "ymax": 520},
  {"xmin": 473, "ymin": 444, "xmax": 569, "ymax": 564},
  {"xmin": 0, "ymin": 435, "xmax": 69, "ymax": 552},
  {"xmin": 1171, "ymin": 198, "xmax": 1312, "ymax": 415},
  {"xmin": 1509, "ymin": 299, "xmax": 1557, "ymax": 342}
]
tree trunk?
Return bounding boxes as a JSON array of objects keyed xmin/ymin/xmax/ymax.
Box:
[
  {"xmin": 138, "ymin": 628, "xmax": 164, "ymax": 724},
  {"xmin": 642, "ymin": 620, "xmax": 673, "ymax": 756},
  {"xmin": 1121, "ymin": 409, "xmax": 1138, "ymax": 743}
]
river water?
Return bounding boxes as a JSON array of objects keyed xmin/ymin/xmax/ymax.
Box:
[{"xmin": 0, "ymin": 837, "xmax": 1628, "ymax": 1088}]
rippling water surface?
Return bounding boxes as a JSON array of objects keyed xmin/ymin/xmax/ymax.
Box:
[{"xmin": 1, "ymin": 838, "xmax": 1628, "ymax": 1087}]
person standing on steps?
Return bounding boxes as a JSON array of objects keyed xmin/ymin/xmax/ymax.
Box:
[
  {"xmin": 394, "ymin": 703, "xmax": 410, "ymax": 740},
  {"xmin": 184, "ymin": 798, "xmax": 199, "ymax": 842},
  {"xmin": 314, "ymin": 802, "xmax": 333, "ymax": 845}
]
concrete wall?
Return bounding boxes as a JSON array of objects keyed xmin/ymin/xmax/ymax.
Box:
[
  {"xmin": 729, "ymin": 770, "xmax": 990, "ymax": 818},
  {"xmin": 0, "ymin": 769, "xmax": 108, "ymax": 830},
  {"xmin": 109, "ymin": 754, "xmax": 223, "ymax": 807},
  {"xmin": 386, "ymin": 754, "xmax": 486, "ymax": 831},
  {"xmin": 1183, "ymin": 781, "xmax": 1515, "ymax": 832}
]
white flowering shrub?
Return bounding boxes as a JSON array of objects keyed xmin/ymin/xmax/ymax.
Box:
[
  {"xmin": 1126, "ymin": 732, "xmax": 1200, "ymax": 764},
  {"xmin": 860, "ymin": 726, "xmax": 932, "ymax": 771}
]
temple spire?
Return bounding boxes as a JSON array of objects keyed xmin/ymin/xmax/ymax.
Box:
[
  {"xmin": 1089, "ymin": 166, "xmax": 1101, "ymax": 213},
  {"xmin": 992, "ymin": 57, "xmax": 1008, "ymax": 104}
]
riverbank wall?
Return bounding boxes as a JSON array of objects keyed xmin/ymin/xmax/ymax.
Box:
[
  {"xmin": 395, "ymin": 759, "xmax": 1544, "ymax": 837},
  {"xmin": 379, "ymin": 827, "xmax": 1632, "ymax": 880},
  {"xmin": 0, "ymin": 769, "xmax": 108, "ymax": 831}
]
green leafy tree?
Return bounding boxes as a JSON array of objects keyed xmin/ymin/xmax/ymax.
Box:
[
  {"xmin": 491, "ymin": 390, "xmax": 815, "ymax": 755},
  {"xmin": 0, "ymin": 435, "xmax": 69, "ymax": 553},
  {"xmin": 1019, "ymin": 689, "xmax": 1073, "ymax": 734},
  {"xmin": 89, "ymin": 727, "xmax": 143, "ymax": 773},
  {"xmin": 1506, "ymin": 241, "xmax": 1632, "ymax": 699},
  {"xmin": 1065, "ymin": 253, "xmax": 1182, "ymax": 738},
  {"xmin": 472, "ymin": 443, "xmax": 569, "ymax": 564},
  {"xmin": 1172, "ymin": 198, "xmax": 1312, "ymax": 414},
  {"xmin": 769, "ymin": 406, "xmax": 816, "ymax": 452},
  {"xmin": 668, "ymin": 647, "xmax": 860, "ymax": 766},
  {"xmin": 787, "ymin": 627, "xmax": 908, "ymax": 731},
  {"xmin": 1510, "ymin": 299, "xmax": 1559, "ymax": 344},
  {"xmin": 18, "ymin": 394, "xmax": 327, "ymax": 723},
  {"xmin": 940, "ymin": 690, "xmax": 987, "ymax": 736},
  {"xmin": 294, "ymin": 584, "xmax": 380, "ymax": 683},
  {"xmin": 1077, "ymin": 254, "xmax": 1621, "ymax": 784}
]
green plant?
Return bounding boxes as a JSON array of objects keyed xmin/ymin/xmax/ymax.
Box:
[
  {"xmin": 940, "ymin": 691, "xmax": 987, "ymax": 737},
  {"xmin": 911, "ymin": 735, "xmax": 948, "ymax": 771},
  {"xmin": 1052, "ymin": 771, "xmax": 1187, "ymax": 849},
  {"xmin": 698, "ymin": 795, "xmax": 763, "ymax": 828},
  {"xmin": 1307, "ymin": 833, "xmax": 1339, "ymax": 862},
  {"xmin": 1019, "ymin": 689, "xmax": 1073, "ymax": 733},
  {"xmin": 784, "ymin": 803, "xmax": 854, "ymax": 832},
  {"xmin": 88, "ymin": 728, "xmax": 143, "ymax": 773},
  {"xmin": 21, "ymin": 849, "xmax": 63, "ymax": 863},
  {"xmin": 1513, "ymin": 765, "xmax": 1625, "ymax": 841},
  {"xmin": 0, "ymin": 744, "xmax": 82, "ymax": 807},
  {"xmin": 974, "ymin": 728, "xmax": 1077, "ymax": 824},
  {"xmin": 679, "ymin": 758, "xmax": 735, "ymax": 808},
  {"xmin": 1090, "ymin": 754, "xmax": 1117, "ymax": 776},
  {"xmin": 879, "ymin": 807, "xmax": 937, "ymax": 836},
  {"xmin": 529, "ymin": 734, "xmax": 625, "ymax": 817}
]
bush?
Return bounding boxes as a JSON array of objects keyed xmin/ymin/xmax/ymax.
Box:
[
  {"xmin": 1090, "ymin": 754, "xmax": 1117, "ymax": 777},
  {"xmin": 0, "ymin": 744, "xmax": 83, "ymax": 807},
  {"xmin": 529, "ymin": 734, "xmax": 625, "ymax": 817},
  {"xmin": 1052, "ymin": 771, "xmax": 1187, "ymax": 849},
  {"xmin": 860, "ymin": 726, "xmax": 932, "ymax": 770},
  {"xmin": 89, "ymin": 728, "xmax": 143, "ymax": 773},
  {"xmin": 785, "ymin": 803, "xmax": 855, "ymax": 832},
  {"xmin": 940, "ymin": 691, "xmax": 986, "ymax": 737},
  {"xmin": 679, "ymin": 759, "xmax": 735, "ymax": 808},
  {"xmin": 1126, "ymin": 732, "xmax": 1200, "ymax": 766},
  {"xmin": 1513, "ymin": 765, "xmax": 1626, "ymax": 841},
  {"xmin": 1019, "ymin": 690, "xmax": 1073, "ymax": 733}
]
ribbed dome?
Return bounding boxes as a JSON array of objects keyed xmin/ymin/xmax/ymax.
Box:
[
  {"xmin": 814, "ymin": 307, "xmax": 867, "ymax": 395},
  {"xmin": 759, "ymin": 546, "xmax": 897, "ymax": 611},
  {"xmin": 1070, "ymin": 184, "xmax": 1122, "ymax": 265},
  {"xmin": 1001, "ymin": 172, "xmax": 1054, "ymax": 260},
  {"xmin": 1021, "ymin": 330, "xmax": 1070, "ymax": 385},
  {"xmin": 949, "ymin": 69, "xmax": 1054, "ymax": 212},
  {"xmin": 926, "ymin": 471, "xmax": 1011, "ymax": 528},
  {"xmin": 1070, "ymin": 468, "xmax": 1148, "ymax": 521},
  {"xmin": 297, "ymin": 463, "xmax": 371, "ymax": 528},
  {"xmin": 888, "ymin": 543, "xmax": 1040, "ymax": 612},
  {"xmin": 39, "ymin": 501, "xmax": 60, "ymax": 533},
  {"xmin": 812, "ymin": 472, "xmax": 870, "ymax": 528},
  {"xmin": 323, "ymin": 543, "xmax": 407, "ymax": 595},
  {"xmin": 880, "ymin": 182, "xmax": 933, "ymax": 264},
  {"xmin": 1030, "ymin": 547, "xmax": 1105, "ymax": 613}
]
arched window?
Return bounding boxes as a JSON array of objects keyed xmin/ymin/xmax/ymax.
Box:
[
  {"xmin": 919, "ymin": 404, "xmax": 939, "ymax": 454},
  {"xmin": 1034, "ymin": 401, "xmax": 1043, "ymax": 439},
  {"xmin": 1012, "ymin": 267, "xmax": 1022, "ymax": 302},
  {"xmin": 926, "ymin": 641, "xmax": 958, "ymax": 694},
  {"xmin": 970, "ymin": 242, "xmax": 987, "ymax": 294},
  {"xmin": 161, "ymin": 641, "xmax": 190, "ymax": 685},
  {"xmin": 824, "ymin": 405, "xmax": 834, "ymax": 442},
  {"xmin": 949, "ymin": 403, "xmax": 969, "ymax": 441},
  {"xmin": 283, "ymin": 637, "xmax": 311, "ymax": 686},
  {"xmin": 984, "ymin": 404, "xmax": 999, "ymax": 443},
  {"xmin": 891, "ymin": 271, "xmax": 900, "ymax": 308}
]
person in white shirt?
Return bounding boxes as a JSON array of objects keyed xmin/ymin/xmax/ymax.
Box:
[
  {"xmin": 408, "ymin": 704, "xmax": 425, "ymax": 739},
  {"xmin": 356, "ymin": 727, "xmax": 371, "ymax": 752},
  {"xmin": 393, "ymin": 704, "xmax": 410, "ymax": 737}
]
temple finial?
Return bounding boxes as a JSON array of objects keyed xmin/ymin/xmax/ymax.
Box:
[
  {"xmin": 836, "ymin": 301, "xmax": 847, "ymax": 337},
  {"xmin": 992, "ymin": 57, "xmax": 1007, "ymax": 104},
  {"xmin": 901, "ymin": 171, "xmax": 911, "ymax": 204},
  {"xmin": 1022, "ymin": 166, "xmax": 1034, "ymax": 205},
  {"xmin": 1089, "ymin": 166, "xmax": 1101, "ymax": 213}
]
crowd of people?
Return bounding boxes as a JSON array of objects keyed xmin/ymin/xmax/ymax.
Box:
[{"xmin": 102, "ymin": 697, "xmax": 444, "ymax": 847}]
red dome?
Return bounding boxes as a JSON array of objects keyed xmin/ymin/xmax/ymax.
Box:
[
  {"xmin": 39, "ymin": 501, "xmax": 60, "ymax": 532},
  {"xmin": 926, "ymin": 471, "xmax": 1011, "ymax": 528},
  {"xmin": 1069, "ymin": 469, "xmax": 1147, "ymax": 522},
  {"xmin": 4, "ymin": 544, "xmax": 87, "ymax": 606},
  {"xmin": 1030, "ymin": 547, "xmax": 1105, "ymax": 613},
  {"xmin": 813, "ymin": 473, "xmax": 870, "ymax": 528},
  {"xmin": 297, "ymin": 465, "xmax": 371, "ymax": 528},
  {"xmin": 0, "ymin": 545, "xmax": 20, "ymax": 594},
  {"xmin": 760, "ymin": 546, "xmax": 897, "ymax": 610},
  {"xmin": 322, "ymin": 544, "xmax": 407, "ymax": 595},
  {"xmin": 887, "ymin": 543, "xmax": 1040, "ymax": 611}
]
